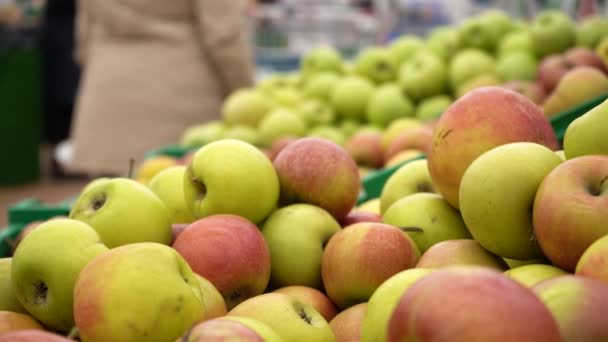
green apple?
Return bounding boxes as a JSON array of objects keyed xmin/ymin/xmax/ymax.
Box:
[
  {"xmin": 262, "ymin": 204, "xmax": 341, "ymax": 289},
  {"xmin": 228, "ymin": 293, "xmax": 335, "ymax": 341},
  {"xmin": 416, "ymin": 239, "xmax": 508, "ymax": 270},
  {"xmin": 223, "ymin": 125, "xmax": 262, "ymax": 146},
  {"xmin": 577, "ymin": 15, "xmax": 608, "ymax": 48},
  {"xmin": 563, "ymin": 98, "xmax": 608, "ymax": 159},
  {"xmin": 12, "ymin": 219, "xmax": 108, "ymax": 331},
  {"xmin": 576, "ymin": 234, "xmax": 608, "ymax": 284},
  {"xmin": 181, "ymin": 316, "xmax": 283, "ymax": 342},
  {"xmin": 0, "ymin": 259, "xmax": 26, "ymax": 313},
  {"xmin": 338, "ymin": 119, "xmax": 361, "ymax": 139},
  {"xmin": 497, "ymin": 31, "xmax": 534, "ymax": 57},
  {"xmin": 388, "ymin": 35, "xmax": 424, "ymax": 65},
  {"xmin": 425, "ymin": 26, "xmax": 458, "ymax": 61},
  {"xmin": 0, "ymin": 311, "xmax": 45, "ymax": 334},
  {"xmin": 504, "ymin": 258, "xmax": 549, "ymax": 269},
  {"xmin": 415, "ymin": 95, "xmax": 451, "ymax": 121},
  {"xmin": 360, "ymin": 268, "xmax": 433, "ymax": 342},
  {"xmin": 366, "ymin": 84, "xmax": 414, "ymax": 127},
  {"xmin": 459, "ymin": 142, "xmax": 562, "ymax": 260},
  {"xmin": 331, "ymin": 76, "xmax": 375, "ymax": 121},
  {"xmin": 383, "ymin": 193, "xmax": 471, "ymax": 253},
  {"xmin": 456, "ymin": 17, "xmax": 497, "ymax": 52},
  {"xmin": 329, "ymin": 303, "xmax": 367, "ymax": 342},
  {"xmin": 477, "ymin": 9, "xmax": 515, "ymax": 44},
  {"xmin": 180, "ymin": 121, "xmax": 226, "ymax": 148},
  {"xmin": 148, "ymin": 166, "xmax": 196, "ymax": 225},
  {"xmin": 297, "ymin": 100, "xmax": 335, "ymax": 128},
  {"xmin": 74, "ymin": 243, "xmax": 204, "ymax": 342},
  {"xmin": 303, "ymin": 72, "xmax": 340, "ymax": 101},
  {"xmin": 135, "ymin": 156, "xmax": 178, "ymax": 185},
  {"xmin": 308, "ymin": 126, "xmax": 346, "ymax": 146},
  {"xmin": 496, "ymin": 51, "xmax": 538, "ymax": 82},
  {"xmin": 448, "ymin": 48, "xmax": 495, "ymax": 91},
  {"xmin": 301, "ymin": 46, "xmax": 344, "ymax": 79},
  {"xmin": 184, "ymin": 139, "xmax": 279, "ymax": 224},
  {"xmin": 222, "ymin": 88, "xmax": 274, "ymax": 127},
  {"xmin": 257, "ymin": 74, "xmax": 291, "ymax": 96},
  {"xmin": 70, "ymin": 177, "xmax": 172, "ymax": 247},
  {"xmin": 399, "ymin": 52, "xmax": 447, "ymax": 101},
  {"xmin": 530, "ymin": 10, "xmax": 576, "ymax": 58},
  {"xmin": 258, "ymin": 108, "xmax": 307, "ymax": 147},
  {"xmin": 455, "ymin": 73, "xmax": 500, "ymax": 98},
  {"xmin": 504, "ymin": 264, "xmax": 568, "ymax": 288},
  {"xmin": 379, "ymin": 159, "xmax": 435, "ymax": 214},
  {"xmin": 272, "ymin": 88, "xmax": 303, "ymax": 109},
  {"xmin": 195, "ymin": 275, "xmax": 227, "ymax": 320},
  {"xmin": 353, "ymin": 47, "xmax": 398, "ymax": 84}
]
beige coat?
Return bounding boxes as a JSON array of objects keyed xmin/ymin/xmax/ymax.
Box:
[{"xmin": 68, "ymin": 0, "xmax": 254, "ymax": 175}]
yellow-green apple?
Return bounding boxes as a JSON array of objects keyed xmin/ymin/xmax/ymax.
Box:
[
  {"xmin": 455, "ymin": 73, "xmax": 500, "ymax": 98},
  {"xmin": 383, "ymin": 193, "xmax": 471, "ymax": 254},
  {"xmin": 384, "ymin": 125, "xmax": 432, "ymax": 162},
  {"xmin": 0, "ymin": 311, "xmax": 44, "ymax": 334},
  {"xmin": 503, "ymin": 258, "xmax": 550, "ymax": 268},
  {"xmin": 228, "ymin": 292, "xmax": 335, "ymax": 342},
  {"xmin": 381, "ymin": 118, "xmax": 423, "ymax": 151},
  {"xmin": 258, "ymin": 108, "xmax": 307, "ymax": 147},
  {"xmin": 353, "ymin": 47, "xmax": 398, "ymax": 84},
  {"xmin": 345, "ymin": 131, "xmax": 384, "ymax": 169},
  {"xmin": 496, "ymin": 51, "xmax": 538, "ymax": 81},
  {"xmin": 339, "ymin": 210, "xmax": 382, "ymax": 227},
  {"xmin": 331, "ymin": 76, "xmax": 375, "ymax": 122},
  {"xmin": 321, "ymin": 222, "xmax": 420, "ymax": 309},
  {"xmin": 70, "ymin": 177, "xmax": 172, "ymax": 247},
  {"xmin": 388, "ymin": 35, "xmax": 424, "ymax": 65},
  {"xmin": 223, "ymin": 125, "xmax": 262, "ymax": 146},
  {"xmin": 303, "ymin": 72, "xmax": 341, "ymax": 101},
  {"xmin": 134, "ymin": 155, "xmax": 178, "ymax": 185},
  {"xmin": 555, "ymin": 150, "xmax": 566, "ymax": 160},
  {"xmin": 564, "ymin": 47, "xmax": 607, "ymax": 72},
  {"xmin": 173, "ymin": 215, "xmax": 271, "ymax": 309},
  {"xmin": 596, "ymin": 37, "xmax": 608, "ymax": 65},
  {"xmin": 360, "ymin": 268, "xmax": 433, "ymax": 342},
  {"xmin": 273, "ymin": 138, "xmax": 359, "ymax": 220},
  {"xmin": 448, "ymin": 49, "xmax": 495, "ymax": 91},
  {"xmin": 425, "ymin": 26, "xmax": 458, "ymax": 61},
  {"xmin": 387, "ymin": 266, "xmax": 561, "ymax": 342},
  {"xmin": 262, "ymin": 204, "xmax": 340, "ymax": 289},
  {"xmin": 501, "ymin": 80, "xmax": 546, "ymax": 105},
  {"xmin": 0, "ymin": 330, "xmax": 73, "ymax": 342},
  {"xmin": 73, "ymin": 243, "xmax": 205, "ymax": 342},
  {"xmin": 184, "ymin": 139, "xmax": 279, "ymax": 224},
  {"xmin": 271, "ymin": 88, "xmax": 303, "ymax": 109},
  {"xmin": 301, "ymin": 46, "xmax": 344, "ymax": 79},
  {"xmin": 460, "ymin": 142, "xmax": 561, "ymax": 259},
  {"xmin": 180, "ymin": 316, "xmax": 283, "ymax": 342},
  {"xmin": 533, "ymin": 275, "xmax": 608, "ymax": 342},
  {"xmin": 385, "ymin": 150, "xmax": 424, "ymax": 168},
  {"xmin": 564, "ymin": 98, "xmax": 608, "ymax": 158},
  {"xmin": 329, "ymin": 303, "xmax": 367, "ymax": 342},
  {"xmin": 257, "ymin": 74, "xmax": 290, "ymax": 95},
  {"xmin": 308, "ymin": 126, "xmax": 347, "ymax": 147},
  {"xmin": 357, "ymin": 198, "xmax": 381, "ymax": 215},
  {"xmin": 531, "ymin": 10, "xmax": 576, "ymax": 58},
  {"xmin": 576, "ymin": 234, "xmax": 608, "ymax": 284},
  {"xmin": 10, "ymin": 220, "xmax": 44, "ymax": 255},
  {"xmin": 0, "ymin": 259, "xmax": 25, "ymax": 313},
  {"xmin": 297, "ymin": 100, "xmax": 335, "ymax": 128},
  {"xmin": 338, "ymin": 119, "xmax": 361, "ymax": 139},
  {"xmin": 533, "ymin": 156, "xmax": 608, "ymax": 271},
  {"xmin": 147, "ymin": 166, "xmax": 196, "ymax": 225},
  {"xmin": 366, "ymin": 84, "xmax": 414, "ymax": 127},
  {"xmin": 473, "ymin": 9, "xmax": 514, "ymax": 48},
  {"xmin": 543, "ymin": 66, "xmax": 608, "ymax": 118},
  {"xmin": 399, "ymin": 52, "xmax": 447, "ymax": 101},
  {"xmin": 195, "ymin": 275, "xmax": 228, "ymax": 320},
  {"xmin": 504, "ymin": 264, "xmax": 568, "ymax": 288},
  {"xmin": 415, "ymin": 95, "xmax": 451, "ymax": 121},
  {"xmin": 429, "ymin": 86, "xmax": 559, "ymax": 209},
  {"xmin": 577, "ymin": 15, "xmax": 608, "ymax": 48},
  {"xmin": 11, "ymin": 219, "xmax": 108, "ymax": 331},
  {"xmin": 180, "ymin": 121, "xmax": 226, "ymax": 148},
  {"xmin": 456, "ymin": 17, "xmax": 498, "ymax": 52},
  {"xmin": 222, "ymin": 88, "xmax": 274, "ymax": 127},
  {"xmin": 274, "ymin": 286, "xmax": 337, "ymax": 322},
  {"xmin": 497, "ymin": 31, "xmax": 533, "ymax": 57},
  {"xmin": 416, "ymin": 239, "xmax": 508, "ymax": 270},
  {"xmin": 379, "ymin": 159, "xmax": 435, "ymax": 214}
]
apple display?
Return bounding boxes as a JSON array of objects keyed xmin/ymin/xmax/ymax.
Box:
[
  {"xmin": 308, "ymin": 126, "xmax": 347, "ymax": 147},
  {"xmin": 384, "ymin": 125, "xmax": 433, "ymax": 162},
  {"xmin": 454, "ymin": 73, "xmax": 500, "ymax": 98},
  {"xmin": 0, "ymin": 330, "xmax": 74, "ymax": 342},
  {"xmin": 223, "ymin": 125, "xmax": 262, "ymax": 146},
  {"xmin": 339, "ymin": 210, "xmax": 382, "ymax": 227},
  {"xmin": 381, "ymin": 118, "xmax": 423, "ymax": 151},
  {"xmin": 497, "ymin": 31, "xmax": 533, "ymax": 57},
  {"xmin": 180, "ymin": 121, "xmax": 226, "ymax": 148},
  {"xmin": 301, "ymin": 46, "xmax": 344, "ymax": 78},
  {"xmin": 135, "ymin": 156, "xmax": 178, "ymax": 185},
  {"xmin": 501, "ymin": 80, "xmax": 546, "ymax": 105},
  {"xmin": 388, "ymin": 35, "xmax": 424, "ymax": 65},
  {"xmin": 297, "ymin": 100, "xmax": 336, "ymax": 128}
]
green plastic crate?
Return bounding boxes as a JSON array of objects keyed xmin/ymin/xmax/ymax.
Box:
[{"xmin": 144, "ymin": 144, "xmax": 195, "ymax": 160}]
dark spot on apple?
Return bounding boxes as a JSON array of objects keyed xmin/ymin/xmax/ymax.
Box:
[
  {"xmin": 192, "ymin": 179, "xmax": 207, "ymax": 201},
  {"xmin": 416, "ymin": 182, "xmax": 433, "ymax": 193},
  {"xmin": 400, "ymin": 226, "xmax": 424, "ymax": 233},
  {"xmin": 91, "ymin": 193, "xmax": 106, "ymax": 211},
  {"xmin": 431, "ymin": 216, "xmax": 438, "ymax": 223},
  {"xmin": 34, "ymin": 281, "xmax": 48, "ymax": 305},
  {"xmin": 440, "ymin": 129, "xmax": 453, "ymax": 140},
  {"xmin": 227, "ymin": 288, "xmax": 252, "ymax": 309},
  {"xmin": 296, "ymin": 306, "xmax": 313, "ymax": 324}
]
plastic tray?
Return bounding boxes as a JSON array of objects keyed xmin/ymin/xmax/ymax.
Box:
[{"xmin": 144, "ymin": 144, "xmax": 195, "ymax": 160}]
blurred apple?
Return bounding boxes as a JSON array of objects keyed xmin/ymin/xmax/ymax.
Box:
[
  {"xmin": 135, "ymin": 155, "xmax": 177, "ymax": 185},
  {"xmin": 496, "ymin": 51, "xmax": 538, "ymax": 81},
  {"xmin": 564, "ymin": 98, "xmax": 608, "ymax": 158},
  {"xmin": 257, "ymin": 74, "xmax": 290, "ymax": 95},
  {"xmin": 147, "ymin": 166, "xmax": 196, "ymax": 225},
  {"xmin": 329, "ymin": 303, "xmax": 367, "ymax": 342},
  {"xmin": 379, "ymin": 159, "xmax": 434, "ymax": 214},
  {"xmin": 0, "ymin": 259, "xmax": 25, "ymax": 313},
  {"xmin": 222, "ymin": 88, "xmax": 273, "ymax": 127},
  {"xmin": 537, "ymin": 54, "xmax": 572, "ymax": 92},
  {"xmin": 384, "ymin": 125, "xmax": 432, "ymax": 162},
  {"xmin": 331, "ymin": 76, "xmax": 375, "ymax": 122},
  {"xmin": 297, "ymin": 99, "xmax": 335, "ymax": 128},
  {"xmin": 345, "ymin": 131, "xmax": 384, "ymax": 169},
  {"xmin": 504, "ymin": 264, "xmax": 568, "ymax": 288},
  {"xmin": 384, "ymin": 149, "xmax": 424, "ymax": 168},
  {"xmin": 308, "ymin": 126, "xmax": 347, "ymax": 146},
  {"xmin": 274, "ymin": 286, "xmax": 337, "ymax": 322},
  {"xmin": 448, "ymin": 49, "xmax": 495, "ymax": 91},
  {"xmin": 339, "ymin": 210, "xmax": 382, "ymax": 227},
  {"xmin": 258, "ymin": 108, "xmax": 307, "ymax": 147},
  {"xmin": 381, "ymin": 118, "xmax": 423, "ymax": 151},
  {"xmin": 0, "ymin": 311, "xmax": 44, "ymax": 334},
  {"xmin": 416, "ymin": 239, "xmax": 508, "ymax": 270},
  {"xmin": 415, "ymin": 94, "xmax": 451, "ymax": 121},
  {"xmin": 353, "ymin": 47, "xmax": 398, "ymax": 84},
  {"xmin": 180, "ymin": 121, "xmax": 226, "ymax": 148},
  {"xmin": 268, "ymin": 136, "xmax": 298, "ymax": 161},
  {"xmin": 576, "ymin": 234, "xmax": 608, "ymax": 284},
  {"xmin": 303, "ymin": 72, "xmax": 341, "ymax": 101},
  {"xmin": 596, "ymin": 36, "xmax": 608, "ymax": 65},
  {"xmin": 272, "ymin": 88, "xmax": 303, "ymax": 109},
  {"xmin": 366, "ymin": 84, "xmax": 414, "ymax": 127},
  {"xmin": 425, "ymin": 26, "xmax": 458, "ymax": 61},
  {"xmin": 180, "ymin": 316, "xmax": 283, "ymax": 342},
  {"xmin": 497, "ymin": 31, "xmax": 533, "ymax": 57},
  {"xmin": 577, "ymin": 15, "xmax": 608, "ymax": 48},
  {"xmin": 456, "ymin": 17, "xmax": 497, "ymax": 52},
  {"xmin": 338, "ymin": 119, "xmax": 361, "ymax": 139},
  {"xmin": 564, "ymin": 47, "xmax": 607, "ymax": 72},
  {"xmin": 301, "ymin": 46, "xmax": 344, "ymax": 78},
  {"xmin": 195, "ymin": 275, "xmax": 228, "ymax": 321},
  {"xmin": 356, "ymin": 198, "xmax": 381, "ymax": 215},
  {"xmin": 531, "ymin": 10, "xmax": 576, "ymax": 58},
  {"xmin": 501, "ymin": 80, "xmax": 546, "ymax": 105},
  {"xmin": 223, "ymin": 125, "xmax": 262, "ymax": 146},
  {"xmin": 388, "ymin": 35, "xmax": 424, "ymax": 65},
  {"xmin": 399, "ymin": 52, "xmax": 447, "ymax": 101},
  {"xmin": 0, "ymin": 330, "xmax": 73, "ymax": 342},
  {"xmin": 455, "ymin": 73, "xmax": 500, "ymax": 98}
]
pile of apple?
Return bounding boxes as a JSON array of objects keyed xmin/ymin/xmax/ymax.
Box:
[
  {"xmin": 1, "ymin": 83, "xmax": 608, "ymax": 342},
  {"xmin": 173, "ymin": 9, "xmax": 608, "ymax": 175}
]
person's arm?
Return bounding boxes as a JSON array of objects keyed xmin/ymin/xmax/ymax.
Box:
[
  {"xmin": 193, "ymin": 0, "xmax": 255, "ymax": 95},
  {"xmin": 74, "ymin": 0, "xmax": 90, "ymax": 66}
]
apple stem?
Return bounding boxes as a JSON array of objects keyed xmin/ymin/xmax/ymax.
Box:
[
  {"xmin": 128, "ymin": 158, "xmax": 135, "ymax": 179},
  {"xmin": 67, "ymin": 327, "xmax": 80, "ymax": 340},
  {"xmin": 400, "ymin": 226, "xmax": 424, "ymax": 233}
]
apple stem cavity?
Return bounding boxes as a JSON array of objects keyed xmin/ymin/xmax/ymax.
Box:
[
  {"xmin": 296, "ymin": 306, "xmax": 313, "ymax": 325},
  {"xmin": 192, "ymin": 179, "xmax": 207, "ymax": 201},
  {"xmin": 400, "ymin": 226, "xmax": 424, "ymax": 233},
  {"xmin": 34, "ymin": 281, "xmax": 48, "ymax": 305},
  {"xmin": 91, "ymin": 193, "xmax": 107, "ymax": 211}
]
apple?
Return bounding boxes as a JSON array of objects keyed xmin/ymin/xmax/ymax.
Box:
[
  {"xmin": 274, "ymin": 286, "xmax": 337, "ymax": 322},
  {"xmin": 366, "ymin": 84, "xmax": 414, "ymax": 127},
  {"xmin": 387, "ymin": 266, "xmax": 561, "ymax": 342},
  {"xmin": 428, "ymin": 86, "xmax": 559, "ymax": 209},
  {"xmin": 576, "ymin": 234, "xmax": 608, "ymax": 284},
  {"xmin": 533, "ymin": 156, "xmax": 608, "ymax": 271},
  {"xmin": 147, "ymin": 166, "xmax": 196, "ymax": 225},
  {"xmin": 497, "ymin": 31, "xmax": 533, "ymax": 57},
  {"xmin": 271, "ymin": 88, "xmax": 303, "ymax": 109},
  {"xmin": 258, "ymin": 108, "xmax": 307, "ymax": 147},
  {"xmin": 379, "ymin": 159, "xmax": 435, "ymax": 214},
  {"xmin": 356, "ymin": 198, "xmax": 381, "ymax": 215},
  {"xmin": 173, "ymin": 215, "xmax": 270, "ymax": 309},
  {"xmin": 388, "ymin": 35, "xmax": 424, "ymax": 65},
  {"xmin": 262, "ymin": 204, "xmax": 340, "ymax": 290},
  {"xmin": 504, "ymin": 264, "xmax": 568, "ymax": 288},
  {"xmin": 11, "ymin": 219, "xmax": 107, "ymax": 332},
  {"xmin": 195, "ymin": 275, "xmax": 228, "ymax": 321},
  {"xmin": 448, "ymin": 49, "xmax": 495, "ymax": 91},
  {"xmin": 322, "ymin": 222, "xmax": 420, "ymax": 309},
  {"xmin": 184, "ymin": 139, "xmax": 279, "ymax": 224},
  {"xmin": 385, "ymin": 149, "xmax": 424, "ymax": 168},
  {"xmin": 577, "ymin": 15, "xmax": 608, "ymax": 48},
  {"xmin": 338, "ymin": 119, "xmax": 361, "ymax": 139},
  {"xmin": 501, "ymin": 80, "xmax": 546, "ymax": 105},
  {"xmin": 9, "ymin": 221, "xmax": 44, "ymax": 255},
  {"xmin": 530, "ymin": 10, "xmax": 576, "ymax": 58},
  {"xmin": 533, "ymin": 275, "xmax": 608, "ymax": 342},
  {"xmin": 273, "ymin": 138, "xmax": 360, "ymax": 220},
  {"xmin": 399, "ymin": 52, "xmax": 447, "ymax": 101},
  {"xmin": 564, "ymin": 98, "xmax": 608, "ymax": 158},
  {"xmin": 0, "ymin": 259, "xmax": 26, "ymax": 313},
  {"xmin": 416, "ymin": 239, "xmax": 508, "ymax": 270},
  {"xmin": 329, "ymin": 303, "xmax": 367, "ymax": 342},
  {"xmin": 0, "ymin": 311, "xmax": 44, "ymax": 334},
  {"xmin": 384, "ymin": 125, "xmax": 433, "ymax": 162},
  {"xmin": 228, "ymin": 293, "xmax": 335, "ymax": 341},
  {"xmin": 425, "ymin": 26, "xmax": 458, "ymax": 61},
  {"xmin": 456, "ymin": 17, "xmax": 497, "ymax": 52},
  {"xmin": 180, "ymin": 121, "xmax": 226, "ymax": 148},
  {"xmin": 383, "ymin": 193, "xmax": 471, "ymax": 254},
  {"xmin": 455, "ymin": 73, "xmax": 500, "ymax": 98},
  {"xmin": 345, "ymin": 131, "xmax": 384, "ymax": 169},
  {"xmin": 308, "ymin": 126, "xmax": 347, "ymax": 147},
  {"xmin": 268, "ymin": 136, "xmax": 298, "ymax": 161},
  {"xmin": 331, "ymin": 76, "xmax": 375, "ymax": 122},
  {"xmin": 460, "ymin": 142, "xmax": 562, "ymax": 260},
  {"xmin": 537, "ymin": 54, "xmax": 572, "ymax": 92},
  {"xmin": 134, "ymin": 155, "xmax": 177, "ymax": 185},
  {"xmin": 503, "ymin": 258, "xmax": 549, "ymax": 268},
  {"xmin": 415, "ymin": 95, "xmax": 451, "ymax": 121},
  {"xmin": 303, "ymin": 72, "xmax": 341, "ymax": 101},
  {"xmin": 543, "ymin": 66, "xmax": 608, "ymax": 118},
  {"xmin": 223, "ymin": 125, "xmax": 262, "ymax": 146},
  {"xmin": 353, "ymin": 47, "xmax": 398, "ymax": 84},
  {"xmin": 180, "ymin": 316, "xmax": 283, "ymax": 342},
  {"xmin": 222, "ymin": 88, "xmax": 273, "ymax": 127},
  {"xmin": 257, "ymin": 74, "xmax": 290, "ymax": 95},
  {"xmin": 301, "ymin": 46, "xmax": 344, "ymax": 79},
  {"xmin": 74, "ymin": 243, "xmax": 204, "ymax": 342},
  {"xmin": 0, "ymin": 330, "xmax": 73, "ymax": 342},
  {"xmin": 360, "ymin": 268, "xmax": 433, "ymax": 342},
  {"xmin": 496, "ymin": 51, "xmax": 538, "ymax": 82},
  {"xmin": 70, "ymin": 177, "xmax": 172, "ymax": 247},
  {"xmin": 564, "ymin": 47, "xmax": 607, "ymax": 72},
  {"xmin": 381, "ymin": 118, "xmax": 423, "ymax": 151},
  {"xmin": 297, "ymin": 100, "xmax": 335, "ymax": 128},
  {"xmin": 339, "ymin": 210, "xmax": 382, "ymax": 227}
]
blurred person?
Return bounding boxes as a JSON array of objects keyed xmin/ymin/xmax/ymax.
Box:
[{"xmin": 67, "ymin": 0, "xmax": 254, "ymax": 176}]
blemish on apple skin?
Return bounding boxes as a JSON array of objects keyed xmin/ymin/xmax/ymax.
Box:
[
  {"xmin": 440, "ymin": 129, "xmax": 453, "ymax": 140},
  {"xmin": 33, "ymin": 281, "xmax": 48, "ymax": 305}
]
